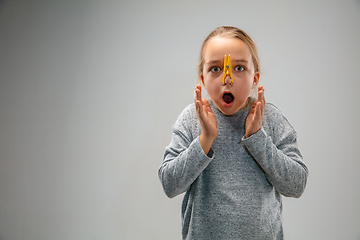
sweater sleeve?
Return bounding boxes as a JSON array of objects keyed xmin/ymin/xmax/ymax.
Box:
[
  {"xmin": 158, "ymin": 106, "xmax": 214, "ymax": 198},
  {"xmin": 240, "ymin": 104, "xmax": 308, "ymax": 198}
]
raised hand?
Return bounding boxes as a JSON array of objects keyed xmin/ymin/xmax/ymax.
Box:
[
  {"xmin": 245, "ymin": 85, "xmax": 265, "ymax": 138},
  {"xmin": 194, "ymin": 84, "xmax": 218, "ymax": 154}
]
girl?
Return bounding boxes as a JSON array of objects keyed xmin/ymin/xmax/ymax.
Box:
[{"xmin": 158, "ymin": 26, "xmax": 308, "ymax": 240}]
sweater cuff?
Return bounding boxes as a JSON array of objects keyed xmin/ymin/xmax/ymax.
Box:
[
  {"xmin": 195, "ymin": 136, "xmax": 215, "ymax": 159},
  {"xmin": 241, "ymin": 127, "xmax": 267, "ymax": 144}
]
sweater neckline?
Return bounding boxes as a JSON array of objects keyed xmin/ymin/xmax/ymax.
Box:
[{"xmin": 209, "ymin": 97, "xmax": 255, "ymax": 119}]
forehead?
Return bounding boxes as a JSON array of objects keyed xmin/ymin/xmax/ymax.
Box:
[{"xmin": 203, "ymin": 36, "xmax": 252, "ymax": 62}]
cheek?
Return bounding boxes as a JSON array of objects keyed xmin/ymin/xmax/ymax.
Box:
[
  {"xmin": 204, "ymin": 83, "xmax": 217, "ymax": 95},
  {"xmin": 235, "ymin": 72, "xmax": 254, "ymax": 85},
  {"xmin": 203, "ymin": 75, "xmax": 222, "ymax": 89},
  {"xmin": 234, "ymin": 77, "xmax": 253, "ymax": 93},
  {"xmin": 237, "ymin": 85, "xmax": 251, "ymax": 96}
]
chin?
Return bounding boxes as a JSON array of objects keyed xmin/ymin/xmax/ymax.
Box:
[{"xmin": 219, "ymin": 107, "xmax": 238, "ymax": 116}]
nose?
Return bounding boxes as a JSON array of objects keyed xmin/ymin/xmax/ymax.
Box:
[{"xmin": 222, "ymin": 74, "xmax": 233, "ymax": 86}]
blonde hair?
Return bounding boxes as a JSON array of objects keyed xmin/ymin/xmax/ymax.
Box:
[{"xmin": 198, "ymin": 26, "xmax": 260, "ymax": 96}]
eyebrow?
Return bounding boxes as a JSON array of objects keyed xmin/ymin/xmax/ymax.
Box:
[
  {"xmin": 233, "ymin": 59, "xmax": 248, "ymax": 63},
  {"xmin": 205, "ymin": 60, "xmax": 222, "ymax": 65}
]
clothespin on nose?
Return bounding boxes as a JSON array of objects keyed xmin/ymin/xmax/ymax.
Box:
[{"xmin": 222, "ymin": 54, "xmax": 233, "ymax": 84}]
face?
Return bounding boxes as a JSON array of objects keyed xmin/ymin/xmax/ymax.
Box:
[{"xmin": 201, "ymin": 36, "xmax": 259, "ymax": 115}]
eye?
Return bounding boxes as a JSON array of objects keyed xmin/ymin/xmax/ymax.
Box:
[
  {"xmin": 234, "ymin": 65, "xmax": 245, "ymax": 72},
  {"xmin": 210, "ymin": 66, "xmax": 221, "ymax": 73}
]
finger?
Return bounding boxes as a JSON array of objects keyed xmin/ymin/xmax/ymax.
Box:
[
  {"xmin": 257, "ymin": 86, "xmax": 264, "ymax": 101},
  {"xmin": 196, "ymin": 100, "xmax": 205, "ymax": 123},
  {"xmin": 194, "ymin": 86, "xmax": 201, "ymax": 108},
  {"xmin": 197, "ymin": 86, "xmax": 203, "ymax": 102},
  {"xmin": 249, "ymin": 99, "xmax": 258, "ymax": 115},
  {"xmin": 194, "ymin": 90, "xmax": 201, "ymax": 108},
  {"xmin": 196, "ymin": 89, "xmax": 200, "ymax": 102},
  {"xmin": 196, "ymin": 96, "xmax": 205, "ymax": 119},
  {"xmin": 257, "ymin": 86, "xmax": 265, "ymax": 112},
  {"xmin": 202, "ymin": 98, "xmax": 213, "ymax": 113},
  {"xmin": 254, "ymin": 102, "xmax": 262, "ymax": 122},
  {"xmin": 194, "ymin": 84, "xmax": 201, "ymax": 97},
  {"xmin": 194, "ymin": 86, "xmax": 199, "ymax": 103},
  {"xmin": 199, "ymin": 105, "xmax": 209, "ymax": 124},
  {"xmin": 194, "ymin": 86, "xmax": 207, "ymax": 124},
  {"xmin": 260, "ymin": 86, "xmax": 265, "ymax": 101}
]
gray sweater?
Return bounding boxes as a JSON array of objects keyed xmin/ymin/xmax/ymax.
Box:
[{"xmin": 158, "ymin": 99, "xmax": 308, "ymax": 240}]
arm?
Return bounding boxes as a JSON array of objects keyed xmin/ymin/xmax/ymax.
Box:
[
  {"xmin": 158, "ymin": 85, "xmax": 218, "ymax": 197},
  {"xmin": 158, "ymin": 107, "xmax": 214, "ymax": 198},
  {"xmin": 158, "ymin": 85, "xmax": 217, "ymax": 198},
  {"xmin": 241, "ymin": 107, "xmax": 308, "ymax": 198},
  {"xmin": 244, "ymin": 86, "xmax": 308, "ymax": 198}
]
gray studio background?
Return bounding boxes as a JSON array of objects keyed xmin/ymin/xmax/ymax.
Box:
[{"xmin": 1, "ymin": 0, "xmax": 360, "ymax": 239}]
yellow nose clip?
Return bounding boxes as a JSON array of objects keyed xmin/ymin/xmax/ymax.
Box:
[{"xmin": 222, "ymin": 54, "xmax": 233, "ymax": 84}]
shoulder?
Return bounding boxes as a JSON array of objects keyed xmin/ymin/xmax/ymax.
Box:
[
  {"xmin": 264, "ymin": 102, "xmax": 282, "ymax": 115},
  {"xmin": 176, "ymin": 103, "xmax": 197, "ymax": 124},
  {"xmin": 264, "ymin": 102, "xmax": 293, "ymax": 128},
  {"xmin": 263, "ymin": 102, "xmax": 297, "ymax": 142},
  {"xmin": 172, "ymin": 103, "xmax": 201, "ymax": 137}
]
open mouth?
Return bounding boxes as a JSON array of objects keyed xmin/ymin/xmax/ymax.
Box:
[{"xmin": 223, "ymin": 93, "xmax": 234, "ymax": 104}]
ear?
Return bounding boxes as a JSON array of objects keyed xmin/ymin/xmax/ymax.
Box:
[
  {"xmin": 253, "ymin": 72, "xmax": 260, "ymax": 86},
  {"xmin": 200, "ymin": 74, "xmax": 205, "ymax": 86}
]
